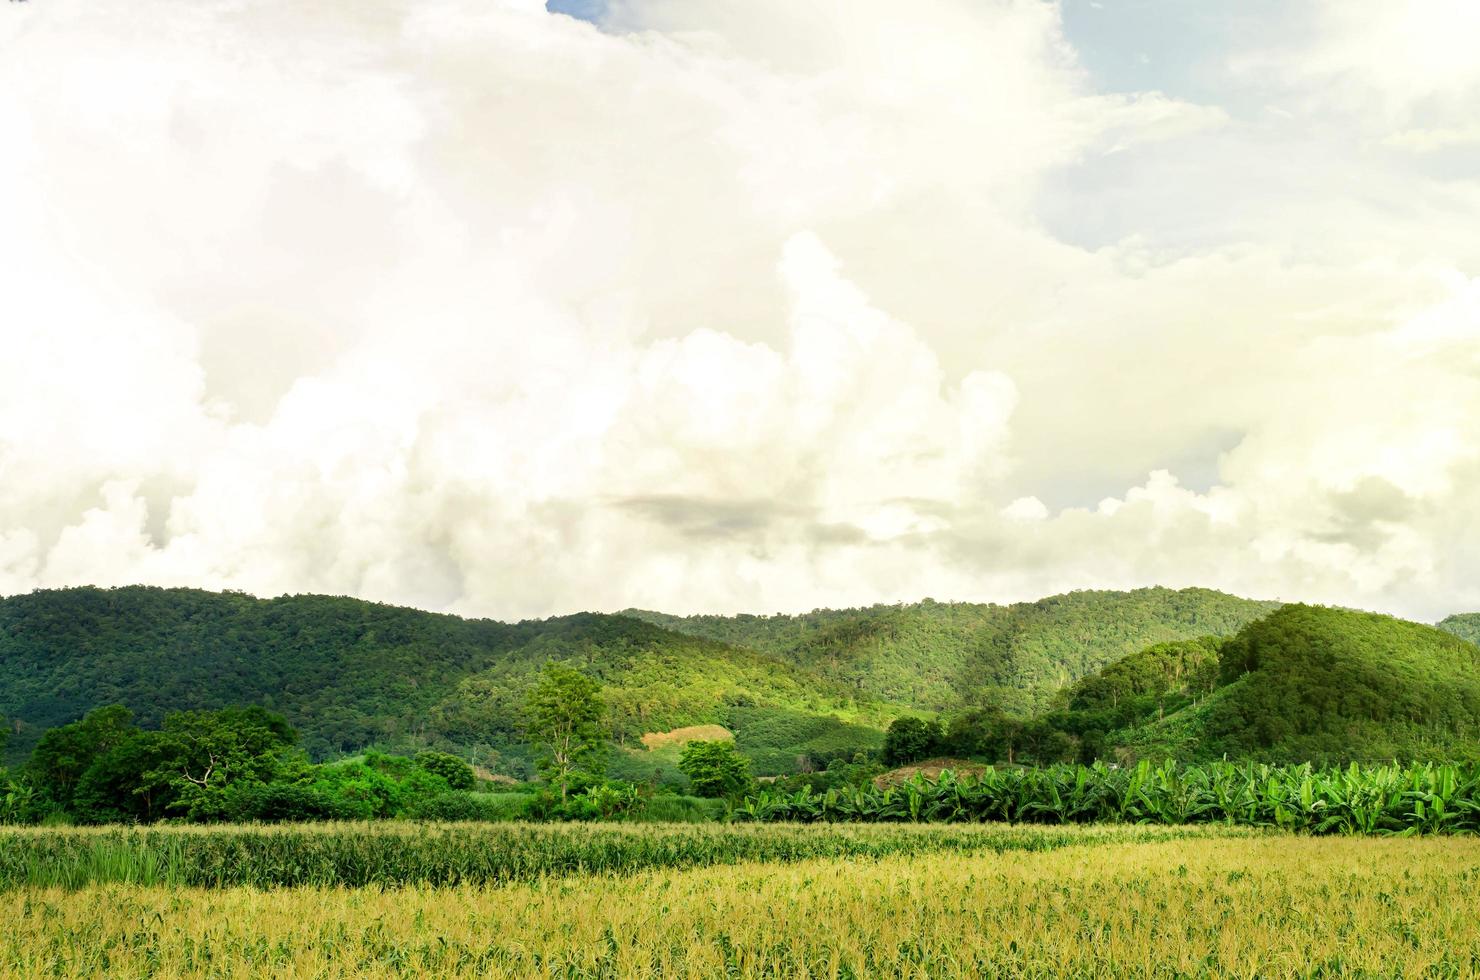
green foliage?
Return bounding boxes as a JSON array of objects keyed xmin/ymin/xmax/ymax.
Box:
[
  {"xmin": 882, "ymin": 717, "xmax": 943, "ymax": 766},
  {"xmin": 306, "ymin": 751, "xmax": 455, "ymax": 820},
  {"xmin": 722, "ymin": 706, "xmax": 884, "ymax": 776},
  {"xmin": 0, "ymin": 821, "xmax": 1243, "ymax": 889},
  {"xmin": 402, "ymin": 791, "xmax": 531, "ymax": 822},
  {"xmin": 415, "ymin": 751, "xmax": 475, "ymax": 790},
  {"xmin": 964, "ymin": 607, "xmax": 1480, "ymax": 767},
  {"xmin": 26, "ymin": 705, "xmax": 136, "ymax": 810},
  {"xmin": 1437, "ymin": 612, "xmax": 1480, "ymax": 646},
  {"xmin": 0, "ymin": 587, "xmax": 889, "ymax": 779},
  {"xmin": 637, "ymin": 794, "xmax": 727, "ymax": 823},
  {"xmin": 1, "ymin": 770, "xmax": 37, "ymax": 826},
  {"xmin": 524, "ymin": 665, "xmax": 608, "ymax": 800},
  {"xmin": 737, "ymin": 759, "xmax": 1480, "ymax": 835},
  {"xmin": 1065, "ymin": 636, "xmax": 1222, "ymax": 714},
  {"xmin": 1190, "ymin": 605, "xmax": 1480, "ymax": 763},
  {"xmin": 629, "ymin": 588, "xmax": 1279, "ymax": 714},
  {"xmin": 678, "ymin": 740, "xmax": 752, "ymax": 798},
  {"xmin": 144, "ymin": 705, "xmax": 299, "ymax": 821}
]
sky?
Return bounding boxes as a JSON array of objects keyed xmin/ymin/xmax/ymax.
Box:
[{"xmin": 2, "ymin": 0, "xmax": 1479, "ymax": 623}]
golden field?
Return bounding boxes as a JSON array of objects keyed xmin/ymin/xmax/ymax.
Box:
[{"xmin": 4, "ymin": 834, "xmax": 1478, "ymax": 978}]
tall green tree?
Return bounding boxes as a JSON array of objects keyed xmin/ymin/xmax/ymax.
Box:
[
  {"xmin": 524, "ymin": 665, "xmax": 607, "ymax": 801},
  {"xmin": 678, "ymin": 739, "xmax": 752, "ymax": 798}
]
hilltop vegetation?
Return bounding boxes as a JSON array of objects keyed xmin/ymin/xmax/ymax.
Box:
[
  {"xmin": 627, "ymin": 587, "xmax": 1280, "ymax": 714},
  {"xmin": 0, "ymin": 587, "xmax": 883, "ymax": 775},
  {"xmin": 871, "ymin": 605, "xmax": 1480, "ymax": 768},
  {"xmin": 1439, "ymin": 613, "xmax": 1480, "ymax": 646},
  {"xmin": 1097, "ymin": 605, "xmax": 1480, "ymax": 763},
  {"xmin": 5, "ymin": 587, "xmax": 1480, "ymax": 781}
]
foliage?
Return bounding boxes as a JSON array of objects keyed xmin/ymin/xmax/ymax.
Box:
[
  {"xmin": 629, "ymin": 587, "xmax": 1279, "ymax": 713},
  {"xmin": 736, "ymin": 759, "xmax": 1480, "ymax": 834},
  {"xmin": 964, "ymin": 607, "xmax": 1480, "ymax": 766},
  {"xmin": 882, "ymin": 717, "xmax": 943, "ymax": 766},
  {"xmin": 0, "ymin": 587, "xmax": 889, "ymax": 778},
  {"xmin": 144, "ymin": 706, "xmax": 299, "ymax": 821},
  {"xmin": 1, "ymin": 770, "xmax": 36, "ymax": 826},
  {"xmin": 721, "ymin": 705, "xmax": 884, "ymax": 776},
  {"xmin": 402, "ymin": 791, "xmax": 532, "ymax": 822},
  {"xmin": 677, "ymin": 739, "xmax": 752, "ymax": 798},
  {"xmin": 1438, "ymin": 612, "xmax": 1480, "ymax": 646},
  {"xmin": 524, "ymin": 665, "xmax": 608, "ymax": 801},
  {"xmin": 1169, "ymin": 605, "xmax": 1480, "ymax": 763},
  {"xmin": 26, "ymin": 705, "xmax": 137, "ymax": 811},
  {"xmin": 414, "ymin": 751, "xmax": 476, "ymax": 790},
  {"xmin": 0, "ymin": 820, "xmax": 1243, "ymax": 889}
]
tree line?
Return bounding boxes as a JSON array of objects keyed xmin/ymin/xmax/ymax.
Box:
[{"xmin": 0, "ymin": 663, "xmax": 757, "ymax": 825}]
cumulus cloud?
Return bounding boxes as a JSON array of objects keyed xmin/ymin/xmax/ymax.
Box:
[{"xmin": 1, "ymin": 0, "xmax": 1478, "ymax": 621}]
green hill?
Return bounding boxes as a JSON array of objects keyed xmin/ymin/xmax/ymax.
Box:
[
  {"xmin": 0, "ymin": 587, "xmax": 886, "ymax": 775},
  {"xmin": 15, "ymin": 586, "xmax": 1470, "ymax": 778},
  {"xmin": 628, "ymin": 588, "xmax": 1280, "ymax": 715},
  {"xmin": 1439, "ymin": 613, "xmax": 1480, "ymax": 646},
  {"xmin": 1110, "ymin": 605, "xmax": 1480, "ymax": 763}
]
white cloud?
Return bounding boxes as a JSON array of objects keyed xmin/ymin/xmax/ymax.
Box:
[{"xmin": 1, "ymin": 0, "xmax": 1479, "ymax": 622}]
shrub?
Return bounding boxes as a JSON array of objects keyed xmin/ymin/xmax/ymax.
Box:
[
  {"xmin": 883, "ymin": 717, "xmax": 943, "ymax": 766},
  {"xmin": 228, "ymin": 783, "xmax": 352, "ymax": 823},
  {"xmin": 404, "ymin": 791, "xmax": 530, "ymax": 822},
  {"xmin": 415, "ymin": 752, "xmax": 476, "ymax": 791}
]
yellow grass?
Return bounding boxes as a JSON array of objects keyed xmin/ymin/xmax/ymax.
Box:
[
  {"xmin": 4, "ymin": 836, "xmax": 1479, "ymax": 978},
  {"xmin": 639, "ymin": 723, "xmax": 734, "ymax": 751}
]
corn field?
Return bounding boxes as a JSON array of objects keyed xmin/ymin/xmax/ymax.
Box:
[
  {"xmin": 0, "ymin": 821, "xmax": 1247, "ymax": 890},
  {"xmin": 3, "ymin": 835, "xmax": 1478, "ymax": 978},
  {"xmin": 736, "ymin": 760, "xmax": 1480, "ymax": 833}
]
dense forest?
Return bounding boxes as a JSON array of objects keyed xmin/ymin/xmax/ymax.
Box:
[
  {"xmin": 1440, "ymin": 613, "xmax": 1480, "ymax": 646},
  {"xmin": 626, "ymin": 587, "xmax": 1280, "ymax": 715},
  {"xmin": 1004, "ymin": 606, "xmax": 1480, "ymax": 766},
  {"xmin": 0, "ymin": 587, "xmax": 887, "ymax": 775},
  {"xmin": 4, "ymin": 587, "xmax": 1479, "ymax": 784}
]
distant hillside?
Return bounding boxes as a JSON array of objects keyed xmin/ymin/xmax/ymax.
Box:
[
  {"xmin": 628, "ymin": 588, "xmax": 1280, "ymax": 715},
  {"xmin": 0, "ymin": 587, "xmax": 886, "ymax": 775},
  {"xmin": 1112, "ymin": 605, "xmax": 1480, "ymax": 763},
  {"xmin": 1439, "ymin": 613, "xmax": 1480, "ymax": 646}
]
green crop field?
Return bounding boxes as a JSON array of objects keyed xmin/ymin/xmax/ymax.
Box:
[{"xmin": 1, "ymin": 826, "xmax": 1477, "ymax": 978}]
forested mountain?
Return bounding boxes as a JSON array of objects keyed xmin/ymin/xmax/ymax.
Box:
[
  {"xmin": 1439, "ymin": 613, "xmax": 1480, "ymax": 646},
  {"xmin": 627, "ymin": 588, "xmax": 1280, "ymax": 715},
  {"xmin": 7, "ymin": 587, "xmax": 1475, "ymax": 778},
  {"xmin": 1109, "ymin": 605, "xmax": 1480, "ymax": 763},
  {"xmin": 0, "ymin": 587, "xmax": 884, "ymax": 774}
]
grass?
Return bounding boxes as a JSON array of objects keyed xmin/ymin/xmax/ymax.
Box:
[
  {"xmin": 0, "ymin": 821, "xmax": 1249, "ymax": 890},
  {"xmin": 2, "ymin": 835, "xmax": 1477, "ymax": 977}
]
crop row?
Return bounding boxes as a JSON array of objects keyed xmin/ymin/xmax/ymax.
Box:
[
  {"xmin": 0, "ymin": 820, "xmax": 1245, "ymax": 890},
  {"xmin": 735, "ymin": 760, "xmax": 1480, "ymax": 833}
]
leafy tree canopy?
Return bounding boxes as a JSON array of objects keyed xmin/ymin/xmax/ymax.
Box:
[
  {"xmin": 677, "ymin": 739, "xmax": 752, "ymax": 798},
  {"xmin": 525, "ymin": 665, "xmax": 608, "ymax": 800}
]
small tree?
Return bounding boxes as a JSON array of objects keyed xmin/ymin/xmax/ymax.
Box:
[
  {"xmin": 524, "ymin": 665, "xmax": 608, "ymax": 801},
  {"xmin": 882, "ymin": 717, "xmax": 943, "ymax": 767},
  {"xmin": 678, "ymin": 739, "xmax": 752, "ymax": 798}
]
